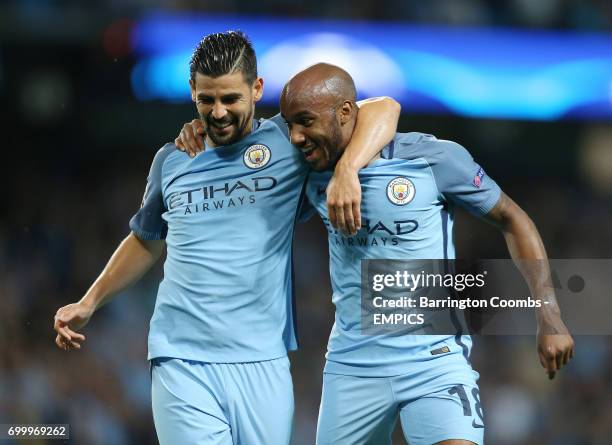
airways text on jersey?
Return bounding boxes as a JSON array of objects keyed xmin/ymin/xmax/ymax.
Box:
[
  {"xmin": 323, "ymin": 217, "xmax": 419, "ymax": 248},
  {"xmin": 168, "ymin": 176, "xmax": 278, "ymax": 215}
]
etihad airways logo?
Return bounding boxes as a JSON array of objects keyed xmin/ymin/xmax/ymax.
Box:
[
  {"xmin": 322, "ymin": 217, "xmax": 419, "ymax": 247},
  {"xmin": 168, "ymin": 176, "xmax": 277, "ymax": 214}
]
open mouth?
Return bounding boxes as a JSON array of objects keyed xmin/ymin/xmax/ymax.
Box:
[
  {"xmin": 301, "ymin": 146, "xmax": 316, "ymax": 161},
  {"xmin": 208, "ymin": 119, "xmax": 234, "ymax": 131},
  {"xmin": 210, "ymin": 123, "xmax": 234, "ymax": 136}
]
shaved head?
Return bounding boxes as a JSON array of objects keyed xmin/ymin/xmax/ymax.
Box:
[
  {"xmin": 281, "ymin": 63, "xmax": 356, "ymax": 111},
  {"xmin": 280, "ymin": 64, "xmax": 359, "ymax": 171}
]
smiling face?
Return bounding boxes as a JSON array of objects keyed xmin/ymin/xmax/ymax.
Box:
[
  {"xmin": 280, "ymin": 63, "xmax": 358, "ymax": 171},
  {"xmin": 280, "ymin": 96, "xmax": 345, "ymax": 171},
  {"xmin": 190, "ymin": 71, "xmax": 263, "ymax": 147}
]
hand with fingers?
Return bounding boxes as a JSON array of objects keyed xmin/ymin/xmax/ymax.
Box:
[
  {"xmin": 326, "ymin": 166, "xmax": 362, "ymax": 236},
  {"xmin": 53, "ymin": 301, "xmax": 94, "ymax": 351},
  {"xmin": 175, "ymin": 119, "xmax": 206, "ymax": 157},
  {"xmin": 536, "ymin": 315, "xmax": 575, "ymax": 380}
]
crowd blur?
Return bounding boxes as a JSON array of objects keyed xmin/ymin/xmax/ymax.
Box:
[
  {"xmin": 4, "ymin": 0, "xmax": 612, "ymax": 30},
  {"xmin": 2, "ymin": 1, "xmax": 612, "ymax": 444}
]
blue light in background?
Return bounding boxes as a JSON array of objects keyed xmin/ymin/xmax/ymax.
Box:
[{"xmin": 130, "ymin": 12, "xmax": 612, "ymax": 121}]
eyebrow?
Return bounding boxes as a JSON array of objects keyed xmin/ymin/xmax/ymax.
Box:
[
  {"xmin": 196, "ymin": 93, "xmax": 243, "ymax": 100},
  {"xmin": 221, "ymin": 93, "xmax": 243, "ymax": 101}
]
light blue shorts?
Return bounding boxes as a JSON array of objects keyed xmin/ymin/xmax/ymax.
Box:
[
  {"xmin": 151, "ymin": 356, "xmax": 294, "ymax": 445},
  {"xmin": 317, "ymin": 366, "xmax": 484, "ymax": 445}
]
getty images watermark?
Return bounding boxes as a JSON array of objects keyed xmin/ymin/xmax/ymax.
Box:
[{"xmin": 361, "ymin": 259, "xmax": 604, "ymax": 335}]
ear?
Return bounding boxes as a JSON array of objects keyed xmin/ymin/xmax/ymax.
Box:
[
  {"xmin": 252, "ymin": 77, "xmax": 264, "ymax": 103},
  {"xmin": 189, "ymin": 78, "xmax": 196, "ymax": 102},
  {"xmin": 338, "ymin": 100, "xmax": 355, "ymax": 126}
]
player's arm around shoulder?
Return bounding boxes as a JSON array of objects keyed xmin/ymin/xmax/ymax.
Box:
[
  {"xmin": 482, "ymin": 192, "xmax": 575, "ymax": 380},
  {"xmin": 327, "ymin": 96, "xmax": 401, "ymax": 235}
]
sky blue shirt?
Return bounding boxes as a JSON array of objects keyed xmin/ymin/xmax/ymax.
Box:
[
  {"xmin": 304, "ymin": 132, "xmax": 502, "ymax": 376},
  {"xmin": 130, "ymin": 115, "xmax": 309, "ymax": 363}
]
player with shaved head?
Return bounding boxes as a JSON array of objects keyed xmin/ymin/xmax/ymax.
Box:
[
  {"xmin": 280, "ymin": 63, "xmax": 574, "ymax": 445},
  {"xmin": 281, "ymin": 63, "xmax": 358, "ymax": 171}
]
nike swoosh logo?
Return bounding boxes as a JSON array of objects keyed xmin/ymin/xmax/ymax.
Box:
[{"xmin": 472, "ymin": 420, "xmax": 484, "ymax": 429}]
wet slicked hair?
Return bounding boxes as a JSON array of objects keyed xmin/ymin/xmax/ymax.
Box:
[{"xmin": 189, "ymin": 31, "xmax": 257, "ymax": 84}]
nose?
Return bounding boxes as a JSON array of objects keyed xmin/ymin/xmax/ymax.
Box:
[
  {"xmin": 290, "ymin": 127, "xmax": 306, "ymax": 146},
  {"xmin": 211, "ymin": 102, "xmax": 228, "ymax": 120}
]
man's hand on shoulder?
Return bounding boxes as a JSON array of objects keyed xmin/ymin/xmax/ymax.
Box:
[
  {"xmin": 175, "ymin": 119, "xmax": 206, "ymax": 157},
  {"xmin": 327, "ymin": 160, "xmax": 362, "ymax": 236}
]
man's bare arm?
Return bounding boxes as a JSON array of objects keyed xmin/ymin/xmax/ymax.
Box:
[
  {"xmin": 483, "ymin": 192, "xmax": 575, "ymax": 379},
  {"xmin": 327, "ymin": 96, "xmax": 401, "ymax": 234},
  {"xmin": 53, "ymin": 232, "xmax": 164, "ymax": 350}
]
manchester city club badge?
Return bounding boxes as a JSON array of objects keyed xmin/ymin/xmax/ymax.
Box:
[
  {"xmin": 243, "ymin": 144, "xmax": 271, "ymax": 169},
  {"xmin": 386, "ymin": 177, "xmax": 415, "ymax": 205}
]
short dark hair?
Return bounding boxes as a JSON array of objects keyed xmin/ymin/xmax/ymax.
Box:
[{"xmin": 189, "ymin": 31, "xmax": 257, "ymax": 84}]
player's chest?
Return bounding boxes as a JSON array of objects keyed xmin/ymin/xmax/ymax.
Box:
[
  {"xmin": 308, "ymin": 167, "xmax": 439, "ymax": 220},
  {"xmin": 162, "ymin": 140, "xmax": 306, "ymax": 213}
]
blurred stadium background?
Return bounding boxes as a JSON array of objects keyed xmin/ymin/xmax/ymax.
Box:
[{"xmin": 2, "ymin": 0, "xmax": 612, "ymax": 444}]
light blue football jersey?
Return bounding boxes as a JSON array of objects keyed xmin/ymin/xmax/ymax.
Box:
[
  {"xmin": 304, "ymin": 132, "xmax": 501, "ymax": 377},
  {"xmin": 130, "ymin": 115, "xmax": 309, "ymax": 363}
]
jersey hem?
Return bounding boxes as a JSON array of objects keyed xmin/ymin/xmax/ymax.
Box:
[
  {"xmin": 475, "ymin": 186, "xmax": 502, "ymax": 215},
  {"xmin": 147, "ymin": 351, "xmax": 290, "ymax": 364},
  {"xmin": 147, "ymin": 344, "xmax": 295, "ymax": 364},
  {"xmin": 424, "ymin": 432, "xmax": 483, "ymax": 445},
  {"xmin": 130, "ymin": 224, "xmax": 166, "ymax": 241}
]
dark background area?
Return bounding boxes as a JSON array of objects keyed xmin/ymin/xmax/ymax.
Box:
[{"xmin": 1, "ymin": 1, "xmax": 612, "ymax": 444}]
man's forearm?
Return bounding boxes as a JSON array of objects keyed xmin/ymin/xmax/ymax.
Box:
[
  {"xmin": 484, "ymin": 195, "xmax": 573, "ymax": 375},
  {"xmin": 488, "ymin": 194, "xmax": 561, "ymax": 318},
  {"xmin": 337, "ymin": 97, "xmax": 401, "ymax": 171},
  {"xmin": 80, "ymin": 232, "xmax": 164, "ymax": 311},
  {"xmin": 502, "ymin": 214, "xmax": 561, "ymax": 315}
]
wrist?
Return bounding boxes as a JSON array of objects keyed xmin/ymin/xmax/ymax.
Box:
[
  {"xmin": 80, "ymin": 290, "xmax": 101, "ymax": 313},
  {"xmin": 335, "ymin": 156, "xmax": 359, "ymax": 174},
  {"xmin": 536, "ymin": 304, "xmax": 562, "ymax": 324}
]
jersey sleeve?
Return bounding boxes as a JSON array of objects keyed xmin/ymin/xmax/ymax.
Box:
[
  {"xmin": 428, "ymin": 141, "xmax": 501, "ymax": 216},
  {"xmin": 129, "ymin": 144, "xmax": 174, "ymax": 240}
]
